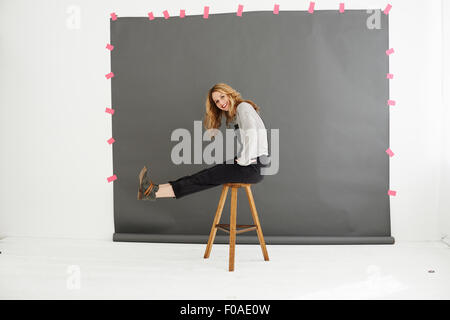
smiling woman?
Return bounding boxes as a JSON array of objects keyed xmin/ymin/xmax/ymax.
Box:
[
  {"xmin": 212, "ymin": 91, "xmax": 230, "ymax": 111},
  {"xmin": 137, "ymin": 82, "xmax": 269, "ymax": 200},
  {"xmin": 204, "ymin": 83, "xmax": 268, "ymax": 166},
  {"xmin": 204, "ymin": 83, "xmax": 261, "ymax": 136}
]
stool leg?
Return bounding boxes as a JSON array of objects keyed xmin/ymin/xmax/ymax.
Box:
[
  {"xmin": 245, "ymin": 186, "xmax": 269, "ymax": 261},
  {"xmin": 204, "ymin": 185, "xmax": 229, "ymax": 259},
  {"xmin": 229, "ymin": 187, "xmax": 238, "ymax": 271}
]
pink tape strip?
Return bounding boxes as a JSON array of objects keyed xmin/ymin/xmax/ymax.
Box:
[
  {"xmin": 339, "ymin": 3, "xmax": 345, "ymax": 13},
  {"xmin": 388, "ymin": 190, "xmax": 396, "ymax": 196},
  {"xmin": 383, "ymin": 4, "xmax": 392, "ymax": 15},
  {"xmin": 180, "ymin": 9, "xmax": 185, "ymax": 18},
  {"xmin": 105, "ymin": 72, "xmax": 114, "ymax": 79},
  {"xmin": 386, "ymin": 73, "xmax": 394, "ymax": 79},
  {"xmin": 105, "ymin": 107, "xmax": 115, "ymax": 115},
  {"xmin": 308, "ymin": 2, "xmax": 315, "ymax": 14},
  {"xmin": 273, "ymin": 4, "xmax": 279, "ymax": 14},
  {"xmin": 107, "ymin": 137, "xmax": 115, "ymax": 145},
  {"xmin": 110, "ymin": 13, "xmax": 117, "ymax": 21},
  {"xmin": 163, "ymin": 10, "xmax": 170, "ymax": 19},
  {"xmin": 106, "ymin": 43, "xmax": 114, "ymax": 51},
  {"xmin": 237, "ymin": 4, "xmax": 244, "ymax": 16},
  {"xmin": 107, "ymin": 175, "xmax": 117, "ymax": 183},
  {"xmin": 385, "ymin": 148, "xmax": 394, "ymax": 157},
  {"xmin": 203, "ymin": 6, "xmax": 209, "ymax": 19},
  {"xmin": 386, "ymin": 48, "xmax": 394, "ymax": 55},
  {"xmin": 387, "ymin": 99, "xmax": 396, "ymax": 106},
  {"xmin": 148, "ymin": 12, "xmax": 154, "ymax": 20}
]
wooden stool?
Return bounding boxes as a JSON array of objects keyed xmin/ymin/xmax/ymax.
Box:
[{"xmin": 204, "ymin": 183, "xmax": 269, "ymax": 271}]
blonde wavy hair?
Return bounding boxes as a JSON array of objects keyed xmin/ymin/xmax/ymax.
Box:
[{"xmin": 204, "ymin": 83, "xmax": 260, "ymax": 135}]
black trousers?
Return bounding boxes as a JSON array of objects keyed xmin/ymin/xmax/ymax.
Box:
[{"xmin": 168, "ymin": 157, "xmax": 265, "ymax": 199}]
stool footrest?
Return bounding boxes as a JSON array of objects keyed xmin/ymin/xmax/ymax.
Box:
[{"xmin": 216, "ymin": 224, "xmax": 257, "ymax": 234}]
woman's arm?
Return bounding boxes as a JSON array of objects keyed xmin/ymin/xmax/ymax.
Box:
[{"xmin": 235, "ymin": 106, "xmax": 259, "ymax": 166}]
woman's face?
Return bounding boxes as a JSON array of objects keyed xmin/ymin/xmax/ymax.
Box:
[{"xmin": 211, "ymin": 91, "xmax": 231, "ymax": 111}]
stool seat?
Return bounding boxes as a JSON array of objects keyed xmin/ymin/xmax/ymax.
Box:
[
  {"xmin": 222, "ymin": 183, "xmax": 251, "ymax": 188},
  {"xmin": 203, "ymin": 183, "xmax": 269, "ymax": 271}
]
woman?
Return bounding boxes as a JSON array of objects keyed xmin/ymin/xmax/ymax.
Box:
[{"xmin": 137, "ymin": 83, "xmax": 269, "ymax": 200}]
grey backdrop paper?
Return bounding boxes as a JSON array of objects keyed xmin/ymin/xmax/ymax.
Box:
[{"xmin": 110, "ymin": 10, "xmax": 394, "ymax": 244}]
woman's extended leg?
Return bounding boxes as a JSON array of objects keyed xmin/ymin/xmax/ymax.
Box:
[
  {"xmin": 164, "ymin": 162, "xmax": 263, "ymax": 199},
  {"xmin": 155, "ymin": 183, "xmax": 176, "ymax": 198}
]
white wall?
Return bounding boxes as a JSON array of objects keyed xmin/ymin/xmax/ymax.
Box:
[
  {"xmin": 438, "ymin": 0, "xmax": 450, "ymax": 244},
  {"xmin": 0, "ymin": 0, "xmax": 447, "ymax": 242}
]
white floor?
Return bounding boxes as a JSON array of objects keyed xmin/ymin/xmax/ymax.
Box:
[{"xmin": 0, "ymin": 237, "xmax": 449, "ymax": 300}]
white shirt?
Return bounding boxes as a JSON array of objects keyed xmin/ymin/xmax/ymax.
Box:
[{"xmin": 233, "ymin": 102, "xmax": 269, "ymax": 166}]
